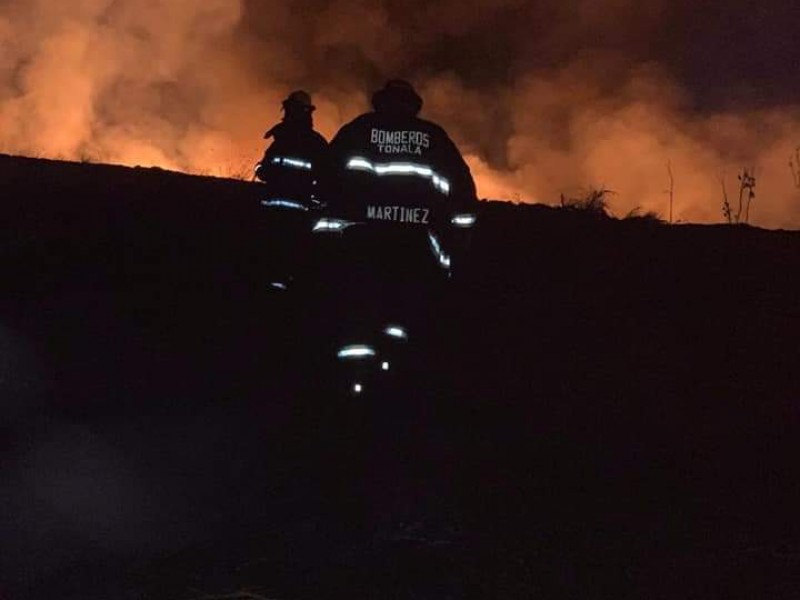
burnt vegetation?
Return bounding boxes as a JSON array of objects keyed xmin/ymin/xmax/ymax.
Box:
[
  {"xmin": 721, "ymin": 168, "xmax": 758, "ymax": 225},
  {"xmin": 558, "ymin": 187, "xmax": 614, "ymax": 217},
  {"xmin": 1, "ymin": 154, "xmax": 799, "ymax": 599}
]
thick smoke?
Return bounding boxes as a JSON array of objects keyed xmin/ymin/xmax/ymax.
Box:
[
  {"xmin": 1, "ymin": 0, "xmax": 798, "ymax": 227},
  {"xmin": 0, "ymin": 0, "xmax": 262, "ymax": 173}
]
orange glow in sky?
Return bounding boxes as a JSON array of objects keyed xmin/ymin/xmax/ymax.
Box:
[{"xmin": 1, "ymin": 0, "xmax": 798, "ymax": 228}]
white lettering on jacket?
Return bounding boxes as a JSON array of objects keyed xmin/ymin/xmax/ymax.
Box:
[
  {"xmin": 370, "ymin": 129, "xmax": 430, "ymax": 155},
  {"xmin": 366, "ymin": 205, "xmax": 430, "ymax": 224}
]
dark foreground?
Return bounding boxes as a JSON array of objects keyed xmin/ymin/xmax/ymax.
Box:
[{"xmin": 1, "ymin": 155, "xmax": 799, "ymax": 599}]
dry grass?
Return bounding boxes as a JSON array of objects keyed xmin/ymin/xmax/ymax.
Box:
[
  {"xmin": 559, "ymin": 188, "xmax": 614, "ymax": 217},
  {"xmin": 624, "ymin": 206, "xmax": 663, "ymax": 223}
]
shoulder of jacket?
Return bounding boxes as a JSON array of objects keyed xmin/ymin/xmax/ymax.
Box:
[
  {"xmin": 331, "ymin": 114, "xmax": 373, "ymax": 144},
  {"xmin": 345, "ymin": 113, "xmax": 378, "ymax": 129},
  {"xmin": 310, "ymin": 130, "xmax": 329, "ymax": 145}
]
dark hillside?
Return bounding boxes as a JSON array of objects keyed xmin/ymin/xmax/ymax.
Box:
[
  {"xmin": 1, "ymin": 155, "xmax": 272, "ymax": 291},
  {"xmin": 1, "ymin": 154, "xmax": 799, "ymax": 599}
]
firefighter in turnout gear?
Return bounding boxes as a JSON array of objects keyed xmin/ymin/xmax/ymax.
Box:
[
  {"xmin": 328, "ymin": 79, "xmax": 478, "ymax": 228},
  {"xmin": 307, "ymin": 81, "xmax": 480, "ymax": 531},
  {"xmin": 256, "ymin": 91, "xmax": 329, "ymax": 293},
  {"xmin": 308, "ymin": 78, "xmax": 479, "ymax": 363},
  {"xmin": 255, "ymin": 90, "xmax": 329, "ymax": 208}
]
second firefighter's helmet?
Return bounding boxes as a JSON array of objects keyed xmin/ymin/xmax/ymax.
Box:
[{"xmin": 282, "ymin": 90, "xmax": 315, "ymax": 113}]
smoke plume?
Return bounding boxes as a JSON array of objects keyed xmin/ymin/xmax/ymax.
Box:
[{"xmin": 1, "ymin": 0, "xmax": 798, "ymax": 227}]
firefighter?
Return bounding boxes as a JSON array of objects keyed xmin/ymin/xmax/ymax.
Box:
[
  {"xmin": 308, "ymin": 79, "xmax": 479, "ymax": 355},
  {"xmin": 255, "ymin": 90, "xmax": 329, "ymax": 208},
  {"xmin": 256, "ymin": 91, "xmax": 329, "ymax": 293},
  {"xmin": 307, "ymin": 86, "xmax": 479, "ymax": 537},
  {"xmin": 327, "ymin": 79, "xmax": 478, "ymax": 226}
]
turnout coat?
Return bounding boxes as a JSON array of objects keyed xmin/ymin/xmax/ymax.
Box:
[{"xmin": 328, "ymin": 112, "xmax": 477, "ymax": 226}]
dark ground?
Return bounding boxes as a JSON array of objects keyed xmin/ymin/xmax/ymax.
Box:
[{"xmin": 1, "ymin": 154, "xmax": 799, "ymax": 599}]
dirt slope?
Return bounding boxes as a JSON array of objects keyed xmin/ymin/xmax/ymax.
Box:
[{"xmin": 1, "ymin": 154, "xmax": 799, "ymax": 599}]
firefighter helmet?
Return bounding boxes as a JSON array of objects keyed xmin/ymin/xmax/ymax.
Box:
[
  {"xmin": 371, "ymin": 79, "xmax": 423, "ymax": 115},
  {"xmin": 282, "ymin": 90, "xmax": 315, "ymax": 112}
]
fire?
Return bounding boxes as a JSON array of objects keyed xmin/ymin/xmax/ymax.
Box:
[{"xmin": 1, "ymin": 0, "xmax": 798, "ymax": 229}]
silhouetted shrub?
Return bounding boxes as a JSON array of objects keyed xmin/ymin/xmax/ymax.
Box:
[
  {"xmin": 624, "ymin": 206, "xmax": 663, "ymax": 223},
  {"xmin": 559, "ymin": 188, "xmax": 613, "ymax": 217}
]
